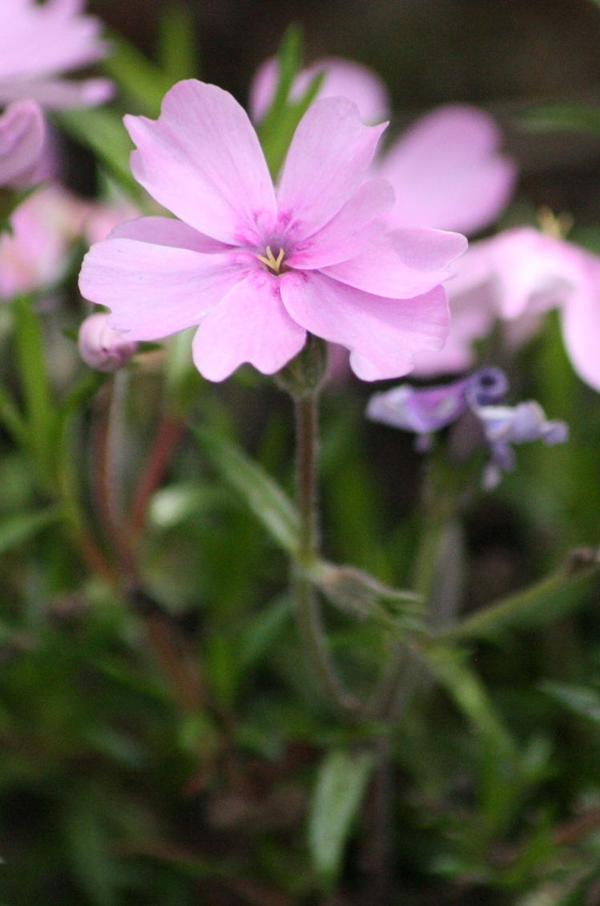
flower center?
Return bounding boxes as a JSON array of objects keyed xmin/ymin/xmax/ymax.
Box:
[{"xmin": 257, "ymin": 245, "xmax": 286, "ymax": 275}]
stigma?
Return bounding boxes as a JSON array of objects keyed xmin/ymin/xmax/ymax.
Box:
[{"xmin": 257, "ymin": 245, "xmax": 285, "ymax": 275}]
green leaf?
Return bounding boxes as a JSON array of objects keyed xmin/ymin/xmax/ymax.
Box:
[
  {"xmin": 55, "ymin": 108, "xmax": 141, "ymax": 200},
  {"xmin": 103, "ymin": 31, "xmax": 172, "ymax": 116},
  {"xmin": 239, "ymin": 595, "xmax": 292, "ymax": 671},
  {"xmin": 0, "ymin": 507, "xmax": 61, "ymax": 557},
  {"xmin": 158, "ymin": 4, "xmax": 198, "ymax": 82},
  {"xmin": 258, "ymin": 24, "xmax": 325, "ymax": 179},
  {"xmin": 521, "ymin": 104, "xmax": 600, "ymax": 135},
  {"xmin": 440, "ymin": 556, "xmax": 600, "ymax": 644},
  {"xmin": 63, "ymin": 794, "xmax": 118, "ymax": 906},
  {"xmin": 541, "ymin": 681, "xmax": 600, "ymax": 723},
  {"xmin": 422, "ymin": 646, "xmax": 517, "ymax": 762},
  {"xmin": 12, "ymin": 295, "xmax": 55, "ymax": 480},
  {"xmin": 308, "ymin": 749, "xmax": 374, "ymax": 888},
  {"xmin": 193, "ymin": 427, "xmax": 300, "ymax": 555},
  {"xmin": 0, "ymin": 383, "xmax": 27, "ymax": 445}
]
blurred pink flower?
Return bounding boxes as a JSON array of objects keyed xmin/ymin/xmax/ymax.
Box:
[
  {"xmin": 82, "ymin": 197, "xmax": 141, "ymax": 245},
  {"xmin": 380, "ymin": 105, "xmax": 516, "ymax": 235},
  {"xmin": 0, "ymin": 185, "xmax": 89, "ymax": 299},
  {"xmin": 0, "ymin": 99, "xmax": 46, "ymax": 189},
  {"xmin": 0, "ymin": 0, "xmax": 112, "ymax": 110},
  {"xmin": 413, "ymin": 227, "xmax": 600, "ymax": 392},
  {"xmin": 249, "ymin": 57, "xmax": 516, "ymax": 235},
  {"xmin": 250, "ymin": 56, "xmax": 390, "ymax": 124},
  {"xmin": 79, "ymin": 80, "xmax": 467, "ymax": 382},
  {"xmin": 78, "ymin": 312, "xmax": 137, "ymax": 371}
]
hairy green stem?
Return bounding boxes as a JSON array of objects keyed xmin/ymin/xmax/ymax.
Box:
[{"xmin": 293, "ymin": 392, "xmax": 358, "ymax": 716}]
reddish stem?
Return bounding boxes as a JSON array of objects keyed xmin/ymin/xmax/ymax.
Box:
[{"xmin": 129, "ymin": 414, "xmax": 186, "ymax": 540}]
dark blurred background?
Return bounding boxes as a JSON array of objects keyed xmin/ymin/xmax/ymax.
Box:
[{"xmin": 90, "ymin": 0, "xmax": 600, "ymax": 219}]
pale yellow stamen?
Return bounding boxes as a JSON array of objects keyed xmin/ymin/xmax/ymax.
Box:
[
  {"xmin": 537, "ymin": 206, "xmax": 574, "ymax": 240},
  {"xmin": 257, "ymin": 245, "xmax": 285, "ymax": 274}
]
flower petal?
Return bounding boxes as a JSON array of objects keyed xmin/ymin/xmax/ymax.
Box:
[
  {"xmin": 0, "ymin": 77, "xmax": 113, "ymax": 109},
  {"xmin": 0, "ymin": 1, "xmax": 108, "ymax": 81},
  {"xmin": 286, "ymin": 179, "xmax": 394, "ymax": 269},
  {"xmin": 320, "ymin": 226, "xmax": 467, "ymax": 299},
  {"xmin": 281, "ymin": 270, "xmax": 449, "ymax": 381},
  {"xmin": 109, "ymin": 216, "xmax": 230, "ymax": 254},
  {"xmin": 79, "ymin": 238, "xmax": 244, "ymax": 340},
  {"xmin": 124, "ymin": 80, "xmax": 277, "ymax": 245},
  {"xmin": 277, "ymin": 97, "xmax": 387, "ymax": 240},
  {"xmin": 367, "ymin": 378, "xmax": 470, "ymax": 433},
  {"xmin": 0, "ymin": 99, "xmax": 45, "ymax": 187},
  {"xmin": 560, "ymin": 256, "xmax": 600, "ymax": 392},
  {"xmin": 381, "ymin": 105, "xmax": 516, "ymax": 234},
  {"xmin": 250, "ymin": 55, "xmax": 390, "ymax": 124},
  {"xmin": 192, "ymin": 273, "xmax": 306, "ymax": 381}
]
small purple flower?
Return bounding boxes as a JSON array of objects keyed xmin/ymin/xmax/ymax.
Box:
[
  {"xmin": 475, "ymin": 400, "xmax": 569, "ymax": 489},
  {"xmin": 366, "ymin": 367, "xmax": 568, "ymax": 489}
]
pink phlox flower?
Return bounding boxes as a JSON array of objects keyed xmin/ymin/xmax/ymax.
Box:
[
  {"xmin": 79, "ymin": 79, "xmax": 468, "ymax": 383},
  {"xmin": 0, "ymin": 184, "xmax": 90, "ymax": 299},
  {"xmin": 413, "ymin": 226, "xmax": 600, "ymax": 392},
  {"xmin": 249, "ymin": 57, "xmax": 516, "ymax": 235},
  {"xmin": 82, "ymin": 197, "xmax": 141, "ymax": 245},
  {"xmin": 0, "ymin": 0, "xmax": 112, "ymax": 110}
]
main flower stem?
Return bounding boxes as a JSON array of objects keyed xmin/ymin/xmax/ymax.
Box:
[{"xmin": 293, "ymin": 391, "xmax": 358, "ymax": 716}]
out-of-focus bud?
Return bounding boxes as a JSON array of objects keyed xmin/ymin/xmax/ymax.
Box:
[
  {"xmin": 0, "ymin": 100, "xmax": 46, "ymax": 190},
  {"xmin": 465, "ymin": 366, "xmax": 509, "ymax": 406},
  {"xmin": 78, "ymin": 313, "xmax": 137, "ymax": 372}
]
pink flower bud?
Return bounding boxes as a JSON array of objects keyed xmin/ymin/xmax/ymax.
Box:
[{"xmin": 78, "ymin": 313, "xmax": 137, "ymax": 372}]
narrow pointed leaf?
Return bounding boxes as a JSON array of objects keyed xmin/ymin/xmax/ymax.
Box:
[
  {"xmin": 0, "ymin": 507, "xmax": 61, "ymax": 557},
  {"xmin": 193, "ymin": 428, "xmax": 300, "ymax": 554},
  {"xmin": 308, "ymin": 749, "xmax": 374, "ymax": 888}
]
